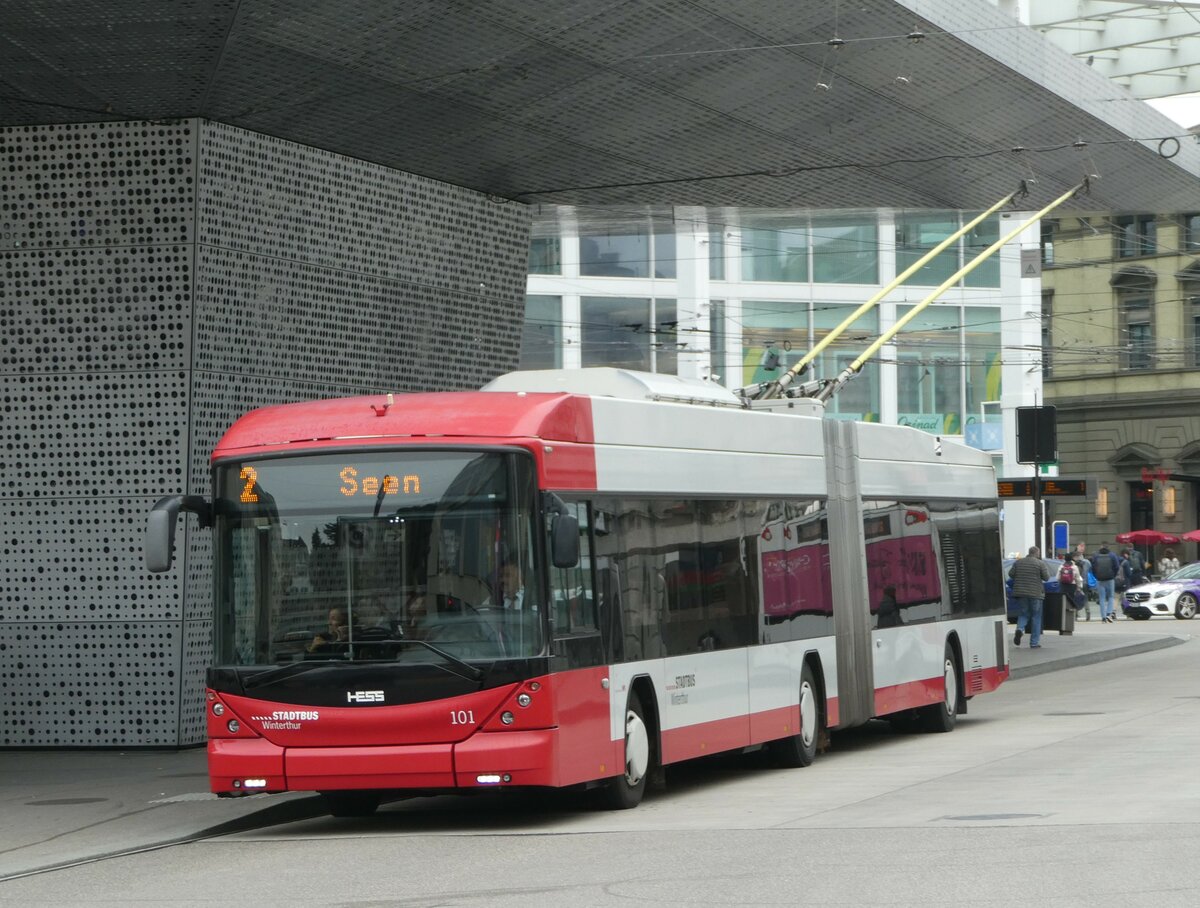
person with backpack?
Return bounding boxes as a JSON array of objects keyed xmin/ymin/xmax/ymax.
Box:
[
  {"xmin": 1058, "ymin": 553, "xmax": 1086, "ymax": 614},
  {"xmin": 1126, "ymin": 547, "xmax": 1146, "ymax": 587},
  {"xmin": 1090, "ymin": 545, "xmax": 1122, "ymax": 623}
]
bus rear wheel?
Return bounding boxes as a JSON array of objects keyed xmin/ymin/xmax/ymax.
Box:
[
  {"xmin": 601, "ymin": 692, "xmax": 651, "ymax": 810},
  {"xmin": 321, "ymin": 790, "xmax": 382, "ymax": 817},
  {"xmin": 771, "ymin": 662, "xmax": 821, "ymax": 767},
  {"xmin": 920, "ymin": 644, "xmax": 960, "ymax": 733}
]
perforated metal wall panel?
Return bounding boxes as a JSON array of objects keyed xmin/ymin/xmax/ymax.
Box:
[{"xmin": 1, "ymin": 118, "xmax": 531, "ymax": 747}]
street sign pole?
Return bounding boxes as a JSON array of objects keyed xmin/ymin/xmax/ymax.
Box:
[{"xmin": 1033, "ymin": 410, "xmax": 1042, "ymax": 554}]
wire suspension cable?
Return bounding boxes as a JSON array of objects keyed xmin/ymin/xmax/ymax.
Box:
[
  {"xmin": 815, "ymin": 181, "xmax": 1086, "ymax": 403},
  {"xmin": 754, "ymin": 186, "xmax": 1024, "ymax": 400}
]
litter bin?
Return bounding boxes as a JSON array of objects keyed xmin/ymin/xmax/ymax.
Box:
[{"xmin": 1041, "ymin": 590, "xmax": 1075, "ymax": 635}]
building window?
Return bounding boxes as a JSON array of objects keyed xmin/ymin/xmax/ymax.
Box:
[
  {"xmin": 652, "ymin": 217, "xmax": 677, "ymax": 279},
  {"xmin": 709, "ymin": 300, "xmax": 726, "ymax": 380},
  {"xmin": 520, "ymin": 295, "xmax": 562, "ymax": 370},
  {"xmin": 1183, "ymin": 214, "xmax": 1200, "ymax": 253},
  {"xmin": 1114, "ymin": 215, "xmax": 1156, "ymax": 258},
  {"xmin": 709, "ymin": 227, "xmax": 726, "ymax": 280},
  {"xmin": 1191, "ymin": 298, "xmax": 1200, "ymax": 368},
  {"xmin": 895, "ymin": 212, "xmax": 959, "ymax": 286},
  {"xmin": 580, "ymin": 297, "xmax": 676, "ymax": 373},
  {"xmin": 581, "ymin": 296, "xmax": 651, "ymax": 368},
  {"xmin": 740, "ymin": 215, "xmax": 808, "ymax": 282},
  {"xmin": 1040, "ymin": 220, "xmax": 1055, "ymax": 265},
  {"xmin": 1181, "ymin": 267, "xmax": 1200, "ymax": 368},
  {"xmin": 1120, "ymin": 295, "xmax": 1153, "ymax": 370},
  {"xmin": 528, "ymin": 235, "xmax": 561, "ymax": 275},
  {"xmin": 896, "ymin": 304, "xmax": 963, "ymax": 433},
  {"xmin": 811, "ymin": 217, "xmax": 878, "ymax": 284},
  {"xmin": 963, "ymin": 214, "xmax": 1000, "ymax": 288},
  {"xmin": 963, "ymin": 307, "xmax": 1002, "ymax": 422},
  {"xmin": 654, "ymin": 299, "xmax": 678, "ymax": 374},
  {"xmin": 813, "ymin": 304, "xmax": 880, "ymax": 420},
  {"xmin": 740, "ymin": 300, "xmax": 807, "ymax": 385},
  {"xmin": 580, "ymin": 223, "xmax": 650, "ymax": 278}
]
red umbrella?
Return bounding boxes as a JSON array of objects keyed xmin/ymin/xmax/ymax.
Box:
[
  {"xmin": 1180, "ymin": 530, "xmax": 1200, "ymax": 543},
  {"xmin": 1115, "ymin": 529, "xmax": 1180, "ymax": 545}
]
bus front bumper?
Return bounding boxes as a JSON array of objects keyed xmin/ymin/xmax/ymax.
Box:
[{"xmin": 209, "ymin": 730, "xmax": 560, "ymax": 794}]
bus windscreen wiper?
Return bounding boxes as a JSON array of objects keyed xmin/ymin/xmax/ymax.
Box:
[
  {"xmin": 385, "ymin": 639, "xmax": 484, "ymax": 681},
  {"xmin": 243, "ymin": 660, "xmax": 348, "ymax": 690},
  {"xmin": 244, "ymin": 639, "xmax": 484, "ymax": 686}
]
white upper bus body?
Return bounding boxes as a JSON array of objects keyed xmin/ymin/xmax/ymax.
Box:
[{"xmin": 484, "ymin": 369, "xmax": 1008, "ymax": 749}]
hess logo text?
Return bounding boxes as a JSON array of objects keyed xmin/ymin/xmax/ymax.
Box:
[{"xmin": 346, "ymin": 690, "xmax": 385, "ymax": 703}]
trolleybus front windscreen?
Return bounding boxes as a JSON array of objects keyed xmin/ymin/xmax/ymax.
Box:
[{"xmin": 211, "ymin": 450, "xmax": 544, "ymax": 666}]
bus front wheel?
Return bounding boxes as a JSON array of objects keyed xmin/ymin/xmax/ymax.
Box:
[{"xmin": 601, "ymin": 692, "xmax": 651, "ymax": 810}]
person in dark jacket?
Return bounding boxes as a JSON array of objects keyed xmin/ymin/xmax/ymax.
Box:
[
  {"xmin": 1009, "ymin": 545, "xmax": 1051, "ymax": 647},
  {"xmin": 1091, "ymin": 545, "xmax": 1122, "ymax": 622}
]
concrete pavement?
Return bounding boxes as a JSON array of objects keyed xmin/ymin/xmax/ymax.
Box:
[{"xmin": 0, "ymin": 618, "xmax": 1190, "ymax": 882}]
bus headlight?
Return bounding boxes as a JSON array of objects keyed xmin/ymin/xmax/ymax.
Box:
[
  {"xmin": 227, "ymin": 719, "xmax": 240, "ymax": 734},
  {"xmin": 517, "ymin": 693, "xmax": 532, "ymax": 707},
  {"xmin": 500, "ymin": 711, "xmax": 514, "ymax": 725}
]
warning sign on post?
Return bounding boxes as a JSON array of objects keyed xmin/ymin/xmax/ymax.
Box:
[{"xmin": 1020, "ymin": 248, "xmax": 1042, "ymax": 278}]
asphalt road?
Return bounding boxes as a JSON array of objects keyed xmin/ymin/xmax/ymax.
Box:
[{"xmin": 5, "ymin": 631, "xmax": 1200, "ymax": 906}]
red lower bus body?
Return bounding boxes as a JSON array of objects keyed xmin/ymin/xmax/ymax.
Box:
[
  {"xmin": 207, "ymin": 667, "xmax": 620, "ymax": 795},
  {"xmin": 207, "ymin": 654, "xmax": 1007, "ymax": 796}
]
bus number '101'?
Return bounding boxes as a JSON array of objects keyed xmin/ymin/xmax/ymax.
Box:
[
  {"xmin": 340, "ymin": 467, "xmax": 421, "ymax": 497},
  {"xmin": 450, "ymin": 710, "xmax": 475, "ymax": 725}
]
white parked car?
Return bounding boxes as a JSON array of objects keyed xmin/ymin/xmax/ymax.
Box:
[{"xmin": 1121, "ymin": 562, "xmax": 1200, "ymax": 620}]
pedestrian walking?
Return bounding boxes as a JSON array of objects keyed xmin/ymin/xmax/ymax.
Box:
[
  {"xmin": 1009, "ymin": 546, "xmax": 1050, "ymax": 648},
  {"xmin": 1090, "ymin": 545, "xmax": 1122, "ymax": 622},
  {"xmin": 1126, "ymin": 547, "xmax": 1146, "ymax": 587}
]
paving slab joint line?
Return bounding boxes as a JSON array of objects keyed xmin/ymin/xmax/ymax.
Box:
[
  {"xmin": 0, "ymin": 795, "xmax": 327, "ymax": 884},
  {"xmin": 1010, "ymin": 635, "xmax": 1186, "ymax": 680}
]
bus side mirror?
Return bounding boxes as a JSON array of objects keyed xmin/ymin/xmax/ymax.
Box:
[
  {"xmin": 146, "ymin": 495, "xmax": 212, "ymax": 572},
  {"xmin": 551, "ymin": 513, "xmax": 580, "ymax": 568}
]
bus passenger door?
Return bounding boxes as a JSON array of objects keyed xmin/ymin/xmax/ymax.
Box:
[{"xmin": 549, "ymin": 501, "xmax": 614, "ymax": 785}]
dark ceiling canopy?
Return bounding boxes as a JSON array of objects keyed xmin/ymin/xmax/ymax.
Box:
[{"xmin": 3, "ymin": 0, "xmax": 1200, "ymax": 212}]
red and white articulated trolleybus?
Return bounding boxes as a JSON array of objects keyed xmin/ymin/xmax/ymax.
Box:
[{"xmin": 147, "ymin": 368, "xmax": 1009, "ymax": 816}]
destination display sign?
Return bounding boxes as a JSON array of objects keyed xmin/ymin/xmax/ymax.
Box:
[{"xmin": 996, "ymin": 477, "xmax": 1094, "ymax": 499}]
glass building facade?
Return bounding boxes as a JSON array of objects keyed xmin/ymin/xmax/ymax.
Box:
[{"xmin": 522, "ymin": 206, "xmax": 1030, "ymax": 453}]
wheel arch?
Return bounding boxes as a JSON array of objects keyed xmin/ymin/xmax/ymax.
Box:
[
  {"xmin": 626, "ymin": 674, "xmax": 661, "ymax": 764},
  {"xmin": 802, "ymin": 650, "xmax": 829, "ymax": 729}
]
